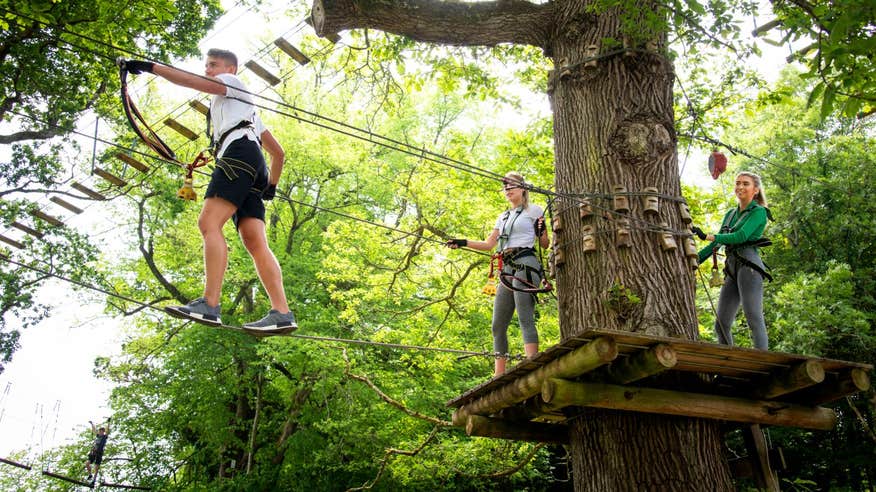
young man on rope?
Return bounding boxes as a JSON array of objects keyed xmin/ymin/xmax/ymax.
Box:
[
  {"xmin": 122, "ymin": 50, "xmax": 297, "ymax": 334},
  {"xmin": 84, "ymin": 420, "xmax": 109, "ymax": 482}
]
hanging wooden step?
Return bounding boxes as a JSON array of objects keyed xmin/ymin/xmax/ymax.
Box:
[
  {"xmin": 447, "ymin": 329, "xmax": 872, "ymax": 442},
  {"xmin": 11, "ymin": 221, "xmax": 43, "ymax": 238},
  {"xmin": 71, "ymin": 182, "xmax": 106, "ymax": 200},
  {"xmin": 244, "ymin": 60, "xmax": 281, "ymax": 86},
  {"xmin": 30, "ymin": 210, "xmax": 64, "ymax": 227},
  {"xmin": 0, "ymin": 234, "xmax": 24, "ymax": 249},
  {"xmin": 163, "ymin": 118, "xmax": 199, "ymax": 141},
  {"xmin": 115, "ymin": 152, "xmax": 150, "ymax": 173},
  {"xmin": 49, "ymin": 196, "xmax": 84, "ymax": 214},
  {"xmin": 189, "ymin": 99, "xmax": 209, "ymax": 116},
  {"xmin": 274, "ymin": 37, "xmax": 311, "ymax": 65},
  {"xmin": 93, "ymin": 168, "xmax": 127, "ymax": 187}
]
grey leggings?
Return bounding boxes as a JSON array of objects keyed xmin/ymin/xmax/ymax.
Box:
[
  {"xmin": 492, "ymin": 254, "xmax": 540, "ymax": 355},
  {"xmin": 714, "ymin": 254, "xmax": 768, "ymax": 350}
]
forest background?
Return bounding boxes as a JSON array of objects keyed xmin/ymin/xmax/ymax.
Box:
[{"xmin": 0, "ymin": 0, "xmax": 874, "ymax": 490}]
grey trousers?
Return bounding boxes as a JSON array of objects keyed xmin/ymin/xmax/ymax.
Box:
[
  {"xmin": 714, "ymin": 254, "xmax": 768, "ymax": 350},
  {"xmin": 492, "ymin": 254, "xmax": 541, "ymax": 355}
]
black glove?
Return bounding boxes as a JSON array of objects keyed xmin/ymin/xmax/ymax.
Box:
[
  {"xmin": 534, "ymin": 216, "xmax": 546, "ymax": 237},
  {"xmin": 262, "ymin": 183, "xmax": 277, "ymax": 200},
  {"xmin": 690, "ymin": 225, "xmax": 707, "ymax": 240},
  {"xmin": 445, "ymin": 238, "xmax": 467, "ymax": 248},
  {"xmin": 122, "ymin": 59, "xmax": 154, "ymax": 75}
]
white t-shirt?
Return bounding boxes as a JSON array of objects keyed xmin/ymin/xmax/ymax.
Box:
[
  {"xmin": 210, "ymin": 73, "xmax": 264, "ymax": 157},
  {"xmin": 493, "ymin": 204, "xmax": 543, "ymax": 250}
]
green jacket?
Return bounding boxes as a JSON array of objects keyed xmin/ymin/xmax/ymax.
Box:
[{"xmin": 697, "ymin": 201, "xmax": 768, "ymax": 264}]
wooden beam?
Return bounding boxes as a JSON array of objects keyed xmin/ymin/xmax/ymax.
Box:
[
  {"xmin": 602, "ymin": 343, "xmax": 677, "ymax": 384},
  {"xmin": 742, "ymin": 424, "xmax": 780, "ymax": 491},
  {"xmin": 49, "ymin": 196, "xmax": 84, "ymax": 214},
  {"xmin": 0, "ymin": 456, "xmax": 32, "ymax": 470},
  {"xmin": 452, "ymin": 337, "xmax": 617, "ymax": 426},
  {"xmin": 93, "ymin": 168, "xmax": 127, "ymax": 187},
  {"xmin": 30, "ymin": 210, "xmax": 64, "ymax": 227},
  {"xmin": 163, "ymin": 118, "xmax": 199, "ymax": 141},
  {"xmin": 99, "ymin": 481, "xmax": 151, "ymax": 490},
  {"xmin": 786, "ymin": 368, "xmax": 871, "ymax": 406},
  {"xmin": 465, "ymin": 415, "xmax": 568, "ymax": 444},
  {"xmin": 189, "ymin": 99, "xmax": 209, "ymax": 116},
  {"xmin": 115, "ymin": 152, "xmax": 150, "ymax": 173},
  {"xmin": 11, "ymin": 221, "xmax": 43, "ymax": 238},
  {"xmin": 244, "ymin": 60, "xmax": 281, "ymax": 86},
  {"xmin": 71, "ymin": 182, "xmax": 106, "ymax": 200},
  {"xmin": 42, "ymin": 468, "xmax": 94, "ymax": 487},
  {"xmin": 274, "ymin": 37, "xmax": 311, "ymax": 65},
  {"xmin": 0, "ymin": 235, "xmax": 23, "ymax": 249},
  {"xmin": 540, "ymin": 379, "xmax": 837, "ymax": 431},
  {"xmin": 752, "ymin": 359, "xmax": 825, "ymax": 400}
]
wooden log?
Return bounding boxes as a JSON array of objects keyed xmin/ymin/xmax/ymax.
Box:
[
  {"xmin": 602, "ymin": 343, "xmax": 677, "ymax": 384},
  {"xmin": 742, "ymin": 424, "xmax": 780, "ymax": 491},
  {"xmin": 452, "ymin": 337, "xmax": 617, "ymax": 426},
  {"xmin": 465, "ymin": 415, "xmax": 569, "ymax": 444},
  {"xmin": 71, "ymin": 182, "xmax": 106, "ymax": 200},
  {"xmin": 0, "ymin": 235, "xmax": 24, "ymax": 249},
  {"xmin": 49, "ymin": 196, "xmax": 84, "ymax": 214},
  {"xmin": 244, "ymin": 60, "xmax": 281, "ymax": 86},
  {"xmin": 99, "ymin": 482, "xmax": 151, "ymax": 490},
  {"xmin": 93, "ymin": 168, "xmax": 127, "ymax": 187},
  {"xmin": 786, "ymin": 368, "xmax": 871, "ymax": 406},
  {"xmin": 189, "ymin": 99, "xmax": 209, "ymax": 116},
  {"xmin": 42, "ymin": 468, "xmax": 94, "ymax": 487},
  {"xmin": 274, "ymin": 37, "xmax": 311, "ymax": 65},
  {"xmin": 0, "ymin": 456, "xmax": 32, "ymax": 470},
  {"xmin": 115, "ymin": 152, "xmax": 150, "ymax": 173},
  {"xmin": 30, "ymin": 210, "xmax": 64, "ymax": 227},
  {"xmin": 752, "ymin": 359, "xmax": 825, "ymax": 400},
  {"xmin": 11, "ymin": 221, "xmax": 42, "ymax": 238},
  {"xmin": 540, "ymin": 379, "xmax": 837, "ymax": 431},
  {"xmin": 163, "ymin": 118, "xmax": 199, "ymax": 141}
]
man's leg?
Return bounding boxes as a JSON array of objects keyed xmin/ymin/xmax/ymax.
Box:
[
  {"xmin": 238, "ymin": 217, "xmax": 289, "ymax": 312},
  {"xmin": 198, "ymin": 197, "xmax": 238, "ymax": 306}
]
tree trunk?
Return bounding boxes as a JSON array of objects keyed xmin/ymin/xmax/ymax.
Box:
[{"xmin": 313, "ymin": 0, "xmax": 733, "ymax": 489}]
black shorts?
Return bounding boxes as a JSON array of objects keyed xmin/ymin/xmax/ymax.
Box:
[
  {"xmin": 88, "ymin": 449, "xmax": 104, "ymax": 465},
  {"xmin": 205, "ymin": 137, "xmax": 269, "ymax": 228}
]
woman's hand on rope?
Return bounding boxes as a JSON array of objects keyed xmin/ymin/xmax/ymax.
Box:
[
  {"xmin": 690, "ymin": 225, "xmax": 707, "ymax": 240},
  {"xmin": 535, "ymin": 216, "xmax": 546, "ymax": 237},
  {"xmin": 119, "ymin": 59, "xmax": 154, "ymax": 75},
  {"xmin": 445, "ymin": 238, "xmax": 467, "ymax": 248}
]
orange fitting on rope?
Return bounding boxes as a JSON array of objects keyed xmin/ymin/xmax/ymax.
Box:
[
  {"xmin": 483, "ymin": 253, "xmax": 503, "ymax": 296},
  {"xmin": 177, "ymin": 152, "xmax": 211, "ymax": 201}
]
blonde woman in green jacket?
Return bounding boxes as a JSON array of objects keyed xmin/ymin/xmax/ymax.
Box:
[{"xmin": 696, "ymin": 172, "xmax": 771, "ymax": 350}]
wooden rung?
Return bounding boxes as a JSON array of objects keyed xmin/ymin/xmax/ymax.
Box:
[
  {"xmin": 30, "ymin": 210, "xmax": 64, "ymax": 227},
  {"xmin": 93, "ymin": 167, "xmax": 127, "ymax": 187},
  {"xmin": 163, "ymin": 118, "xmax": 199, "ymax": 141},
  {"xmin": 0, "ymin": 234, "xmax": 24, "ymax": 249},
  {"xmin": 115, "ymin": 152, "xmax": 150, "ymax": 173},
  {"xmin": 49, "ymin": 196, "xmax": 84, "ymax": 214},
  {"xmin": 244, "ymin": 60, "xmax": 281, "ymax": 86},
  {"xmin": 71, "ymin": 182, "xmax": 106, "ymax": 200},
  {"xmin": 189, "ymin": 99, "xmax": 209, "ymax": 116},
  {"xmin": 304, "ymin": 16, "xmax": 341, "ymax": 43},
  {"xmin": 274, "ymin": 37, "xmax": 310, "ymax": 65},
  {"xmin": 11, "ymin": 221, "xmax": 43, "ymax": 238}
]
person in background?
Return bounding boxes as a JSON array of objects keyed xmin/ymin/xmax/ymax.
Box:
[
  {"xmin": 446, "ymin": 172, "xmax": 550, "ymax": 376},
  {"xmin": 85, "ymin": 419, "xmax": 109, "ymax": 482},
  {"xmin": 694, "ymin": 171, "xmax": 772, "ymax": 350}
]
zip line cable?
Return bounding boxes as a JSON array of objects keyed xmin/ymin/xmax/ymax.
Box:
[{"xmin": 0, "ymin": 254, "xmax": 509, "ymax": 360}]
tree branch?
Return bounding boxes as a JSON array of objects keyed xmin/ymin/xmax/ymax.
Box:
[
  {"xmin": 347, "ymin": 425, "xmax": 441, "ymax": 492},
  {"xmin": 312, "ymin": 0, "xmax": 554, "ymax": 50}
]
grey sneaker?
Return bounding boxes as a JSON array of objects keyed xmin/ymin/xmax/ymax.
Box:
[
  {"xmin": 243, "ymin": 309, "xmax": 297, "ymax": 335},
  {"xmin": 164, "ymin": 298, "xmax": 222, "ymax": 326}
]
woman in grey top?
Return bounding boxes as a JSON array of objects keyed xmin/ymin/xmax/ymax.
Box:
[{"xmin": 446, "ymin": 172, "xmax": 550, "ymax": 377}]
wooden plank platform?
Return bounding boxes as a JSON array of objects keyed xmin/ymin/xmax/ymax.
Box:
[{"xmin": 446, "ymin": 330, "xmax": 872, "ymax": 438}]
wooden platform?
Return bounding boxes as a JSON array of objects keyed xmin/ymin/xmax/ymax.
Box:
[{"xmin": 447, "ymin": 330, "xmax": 872, "ymax": 443}]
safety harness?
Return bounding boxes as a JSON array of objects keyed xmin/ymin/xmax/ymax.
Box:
[
  {"xmin": 717, "ymin": 205, "xmax": 774, "ymax": 282},
  {"xmin": 487, "ymin": 206, "xmax": 553, "ymax": 295}
]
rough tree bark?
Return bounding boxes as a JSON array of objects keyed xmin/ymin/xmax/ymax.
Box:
[{"xmin": 311, "ymin": 0, "xmax": 733, "ymax": 490}]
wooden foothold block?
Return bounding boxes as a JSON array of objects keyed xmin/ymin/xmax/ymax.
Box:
[
  {"xmin": 274, "ymin": 37, "xmax": 311, "ymax": 65},
  {"xmin": 115, "ymin": 152, "xmax": 150, "ymax": 173},
  {"xmin": 189, "ymin": 99, "xmax": 209, "ymax": 116},
  {"xmin": 613, "ymin": 185, "xmax": 629, "ymax": 213},
  {"xmin": 582, "ymin": 225, "xmax": 597, "ymax": 252},
  {"xmin": 683, "ymin": 236, "xmax": 698, "ymax": 258},
  {"xmin": 551, "ymin": 214, "xmax": 563, "ymax": 233},
  {"xmin": 244, "ymin": 60, "xmax": 282, "ymax": 86},
  {"xmin": 646, "ymin": 39, "xmax": 659, "ymax": 53},
  {"xmin": 679, "ymin": 201, "xmax": 692, "ymax": 224},
  {"xmin": 641, "ymin": 187, "xmax": 660, "ymax": 215},
  {"xmin": 71, "ymin": 182, "xmax": 106, "ymax": 200},
  {"xmin": 163, "ymin": 118, "xmax": 200, "ymax": 141},
  {"xmin": 584, "ymin": 44, "xmax": 599, "ymax": 68},
  {"xmin": 616, "ymin": 217, "xmax": 632, "ymax": 248},
  {"xmin": 623, "ymin": 36, "xmax": 636, "ymax": 57},
  {"xmin": 49, "ymin": 196, "xmax": 83, "ymax": 214},
  {"xmin": 554, "ymin": 245, "xmax": 566, "ymax": 267},
  {"xmin": 579, "ymin": 200, "xmax": 593, "ymax": 219},
  {"xmin": 93, "ymin": 167, "xmax": 127, "ymax": 187},
  {"xmin": 658, "ymin": 222, "xmax": 677, "ymax": 251}
]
